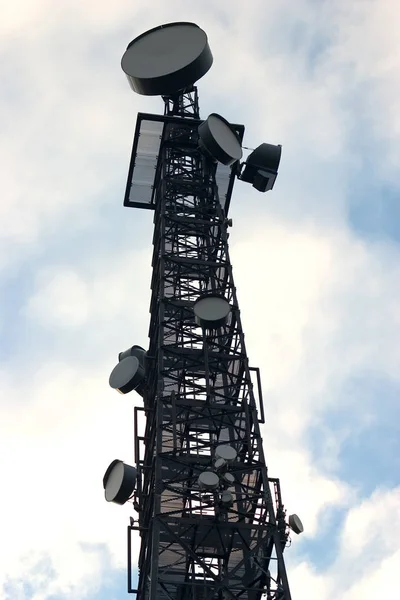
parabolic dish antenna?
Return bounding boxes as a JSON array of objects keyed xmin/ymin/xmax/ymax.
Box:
[
  {"xmin": 222, "ymin": 472, "xmax": 235, "ymax": 485},
  {"xmin": 215, "ymin": 457, "xmax": 226, "ymax": 470},
  {"xmin": 215, "ymin": 444, "xmax": 237, "ymax": 463},
  {"xmin": 221, "ymin": 491, "xmax": 233, "ymax": 506},
  {"xmin": 121, "ymin": 22, "xmax": 213, "ymax": 96},
  {"xmin": 198, "ymin": 113, "xmax": 243, "ymax": 165},
  {"xmin": 288, "ymin": 513, "xmax": 304, "ymax": 535},
  {"xmin": 109, "ymin": 355, "xmax": 145, "ymax": 395},
  {"xmin": 193, "ymin": 293, "xmax": 231, "ymax": 329},
  {"xmin": 198, "ymin": 471, "xmax": 219, "ymax": 490},
  {"xmin": 103, "ymin": 460, "xmax": 137, "ymax": 505}
]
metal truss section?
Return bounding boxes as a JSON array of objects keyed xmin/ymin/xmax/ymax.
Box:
[
  {"xmin": 123, "ymin": 111, "xmax": 244, "ymax": 214},
  {"xmin": 131, "ymin": 108, "xmax": 292, "ymax": 600},
  {"xmin": 162, "ymin": 86, "xmax": 200, "ymax": 119}
]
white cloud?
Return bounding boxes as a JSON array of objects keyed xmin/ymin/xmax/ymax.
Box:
[
  {"xmin": 233, "ymin": 220, "xmax": 399, "ymax": 422},
  {"xmin": 344, "ymin": 550, "xmax": 400, "ymax": 600},
  {"xmin": 22, "ymin": 248, "xmax": 151, "ymax": 332},
  {"xmin": 24, "ymin": 270, "xmax": 90, "ymax": 327},
  {"xmin": 0, "ymin": 361, "xmax": 139, "ymax": 597},
  {"xmin": 270, "ymin": 448, "xmax": 351, "ymax": 537},
  {"xmin": 289, "ymin": 561, "xmax": 331, "ymax": 600},
  {"xmin": 338, "ymin": 487, "xmax": 400, "ymax": 562},
  {"xmin": 231, "ymin": 217, "xmax": 400, "ymax": 537},
  {"xmin": 289, "ymin": 486, "xmax": 400, "ymax": 599}
]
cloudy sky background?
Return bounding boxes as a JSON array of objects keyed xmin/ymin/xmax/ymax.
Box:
[{"xmin": 1, "ymin": 0, "xmax": 399, "ymax": 598}]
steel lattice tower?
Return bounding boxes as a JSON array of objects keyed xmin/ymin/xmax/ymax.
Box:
[{"xmin": 103, "ymin": 22, "xmax": 302, "ymax": 600}]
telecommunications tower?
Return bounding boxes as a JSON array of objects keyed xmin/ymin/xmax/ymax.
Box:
[{"xmin": 102, "ymin": 22, "xmax": 303, "ymax": 600}]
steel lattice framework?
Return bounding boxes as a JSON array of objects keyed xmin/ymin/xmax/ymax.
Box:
[{"xmin": 123, "ymin": 89, "xmax": 293, "ymax": 600}]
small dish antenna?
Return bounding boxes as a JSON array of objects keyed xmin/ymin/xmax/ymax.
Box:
[
  {"xmin": 215, "ymin": 445, "xmax": 237, "ymax": 463},
  {"xmin": 198, "ymin": 471, "xmax": 220, "ymax": 490},
  {"xmin": 193, "ymin": 294, "xmax": 231, "ymax": 329},
  {"xmin": 288, "ymin": 513, "xmax": 304, "ymax": 535},
  {"xmin": 109, "ymin": 355, "xmax": 146, "ymax": 395},
  {"xmin": 103, "ymin": 460, "xmax": 137, "ymax": 505},
  {"xmin": 220, "ymin": 491, "xmax": 233, "ymax": 506},
  {"xmin": 222, "ymin": 472, "xmax": 235, "ymax": 486},
  {"xmin": 198, "ymin": 113, "xmax": 243, "ymax": 165}
]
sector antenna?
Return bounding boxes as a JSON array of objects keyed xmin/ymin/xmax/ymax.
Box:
[{"xmin": 102, "ymin": 21, "xmax": 302, "ymax": 600}]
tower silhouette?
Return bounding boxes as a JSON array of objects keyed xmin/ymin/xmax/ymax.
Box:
[{"xmin": 103, "ymin": 22, "xmax": 302, "ymax": 600}]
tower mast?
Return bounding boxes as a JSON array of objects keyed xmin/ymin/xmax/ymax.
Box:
[{"xmin": 102, "ymin": 22, "xmax": 302, "ymax": 600}]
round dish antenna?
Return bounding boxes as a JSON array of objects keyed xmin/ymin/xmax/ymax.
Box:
[
  {"xmin": 214, "ymin": 457, "xmax": 227, "ymax": 470},
  {"xmin": 198, "ymin": 471, "xmax": 219, "ymax": 490},
  {"xmin": 103, "ymin": 460, "xmax": 137, "ymax": 505},
  {"xmin": 222, "ymin": 472, "xmax": 235, "ymax": 486},
  {"xmin": 215, "ymin": 444, "xmax": 237, "ymax": 464},
  {"xmin": 193, "ymin": 294, "xmax": 231, "ymax": 329},
  {"xmin": 121, "ymin": 22, "xmax": 213, "ymax": 96},
  {"xmin": 288, "ymin": 513, "xmax": 304, "ymax": 535},
  {"xmin": 109, "ymin": 355, "xmax": 145, "ymax": 395},
  {"xmin": 198, "ymin": 113, "xmax": 243, "ymax": 165},
  {"xmin": 221, "ymin": 491, "xmax": 233, "ymax": 506}
]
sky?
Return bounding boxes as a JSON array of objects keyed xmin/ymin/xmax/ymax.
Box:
[{"xmin": 0, "ymin": 0, "xmax": 399, "ymax": 598}]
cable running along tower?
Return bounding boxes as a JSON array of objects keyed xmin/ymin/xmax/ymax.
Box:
[{"xmin": 103, "ymin": 22, "xmax": 303, "ymax": 600}]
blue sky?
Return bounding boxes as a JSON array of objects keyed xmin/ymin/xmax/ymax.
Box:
[{"xmin": 1, "ymin": 1, "xmax": 399, "ymax": 599}]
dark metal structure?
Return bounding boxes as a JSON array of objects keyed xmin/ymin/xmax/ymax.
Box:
[{"xmin": 104, "ymin": 22, "xmax": 301, "ymax": 600}]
